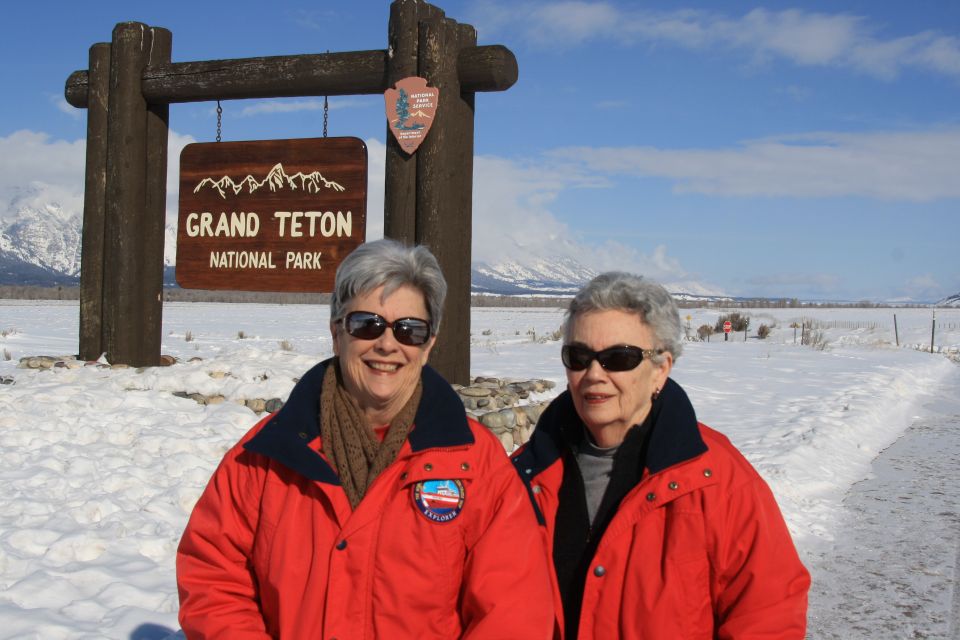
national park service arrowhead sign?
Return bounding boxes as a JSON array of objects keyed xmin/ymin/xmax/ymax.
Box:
[
  {"xmin": 384, "ymin": 76, "xmax": 439, "ymax": 154},
  {"xmin": 176, "ymin": 137, "xmax": 367, "ymax": 292}
]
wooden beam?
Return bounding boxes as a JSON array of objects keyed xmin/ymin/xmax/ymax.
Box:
[
  {"xmin": 78, "ymin": 43, "xmax": 110, "ymax": 361},
  {"xmin": 65, "ymin": 45, "xmax": 517, "ymax": 107}
]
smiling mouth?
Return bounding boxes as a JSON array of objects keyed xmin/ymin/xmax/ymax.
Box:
[
  {"xmin": 366, "ymin": 361, "xmax": 400, "ymax": 373},
  {"xmin": 584, "ymin": 393, "xmax": 611, "ymax": 403}
]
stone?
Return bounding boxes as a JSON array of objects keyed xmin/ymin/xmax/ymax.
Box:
[
  {"xmin": 209, "ymin": 371, "xmax": 229, "ymax": 379},
  {"xmin": 496, "ymin": 407, "xmax": 517, "ymax": 429},
  {"xmin": 459, "ymin": 386, "xmax": 493, "ymax": 398},
  {"xmin": 159, "ymin": 354, "xmax": 177, "ymax": 366},
  {"xmin": 265, "ymin": 398, "xmax": 284, "ymax": 413},
  {"xmin": 480, "ymin": 411, "xmax": 507, "ymax": 432},
  {"xmin": 245, "ymin": 398, "xmax": 267, "ymax": 413},
  {"xmin": 498, "ymin": 431, "xmax": 515, "ymax": 451},
  {"xmin": 511, "ymin": 407, "xmax": 529, "ymax": 427},
  {"xmin": 206, "ymin": 395, "xmax": 226, "ymax": 405}
]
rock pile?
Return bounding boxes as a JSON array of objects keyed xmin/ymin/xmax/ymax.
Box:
[
  {"xmin": 455, "ymin": 377, "xmax": 557, "ymax": 450},
  {"xmin": 15, "ymin": 356, "xmax": 559, "ymax": 450}
]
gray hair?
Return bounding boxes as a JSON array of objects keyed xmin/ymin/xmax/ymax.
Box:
[
  {"xmin": 564, "ymin": 272, "xmax": 683, "ymax": 361},
  {"xmin": 330, "ymin": 239, "xmax": 447, "ymax": 335}
]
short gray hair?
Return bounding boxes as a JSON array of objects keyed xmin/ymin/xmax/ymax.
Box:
[
  {"xmin": 564, "ymin": 272, "xmax": 683, "ymax": 361},
  {"xmin": 330, "ymin": 239, "xmax": 447, "ymax": 335}
]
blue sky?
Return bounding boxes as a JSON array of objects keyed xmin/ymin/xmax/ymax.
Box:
[{"xmin": 1, "ymin": 0, "xmax": 958, "ymax": 301}]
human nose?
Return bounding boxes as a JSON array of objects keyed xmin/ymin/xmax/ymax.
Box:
[
  {"xmin": 372, "ymin": 324, "xmax": 401, "ymax": 350},
  {"xmin": 581, "ymin": 357, "xmax": 607, "ymax": 380}
]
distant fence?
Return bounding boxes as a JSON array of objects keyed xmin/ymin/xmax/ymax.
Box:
[{"xmin": 802, "ymin": 319, "xmax": 886, "ymax": 330}]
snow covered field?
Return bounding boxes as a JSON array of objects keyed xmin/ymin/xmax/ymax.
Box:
[{"xmin": 1, "ymin": 300, "xmax": 959, "ymax": 638}]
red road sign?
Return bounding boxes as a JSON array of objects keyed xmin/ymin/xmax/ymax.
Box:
[{"xmin": 723, "ymin": 321, "xmax": 732, "ymax": 333}]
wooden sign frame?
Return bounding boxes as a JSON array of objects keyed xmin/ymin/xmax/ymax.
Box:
[{"xmin": 176, "ymin": 137, "xmax": 366, "ymax": 292}]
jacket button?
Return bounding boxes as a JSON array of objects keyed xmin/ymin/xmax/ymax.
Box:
[
  {"xmin": 298, "ymin": 431, "xmax": 308, "ymax": 439},
  {"xmin": 400, "ymin": 472, "xmax": 408, "ymax": 480},
  {"xmin": 668, "ymin": 481, "xmax": 679, "ymax": 490},
  {"xmin": 703, "ymin": 468, "xmax": 713, "ymax": 478},
  {"xmin": 532, "ymin": 485, "xmax": 541, "ymax": 494},
  {"xmin": 593, "ymin": 565, "xmax": 606, "ymax": 577},
  {"xmin": 424, "ymin": 463, "xmax": 433, "ymax": 471},
  {"xmin": 646, "ymin": 492, "xmax": 656, "ymax": 502},
  {"xmin": 461, "ymin": 462, "xmax": 470, "ymax": 471},
  {"xmin": 336, "ymin": 540, "xmax": 347, "ymax": 551}
]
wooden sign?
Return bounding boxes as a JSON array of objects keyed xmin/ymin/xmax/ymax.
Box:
[
  {"xmin": 176, "ymin": 137, "xmax": 367, "ymax": 292},
  {"xmin": 384, "ymin": 76, "xmax": 438, "ymax": 154}
]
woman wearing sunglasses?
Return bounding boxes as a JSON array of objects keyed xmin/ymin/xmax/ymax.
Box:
[
  {"xmin": 513, "ymin": 272, "xmax": 809, "ymax": 639},
  {"xmin": 177, "ymin": 239, "xmax": 553, "ymax": 639}
]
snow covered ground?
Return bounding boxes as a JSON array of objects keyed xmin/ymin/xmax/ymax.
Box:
[{"xmin": 1, "ymin": 300, "xmax": 959, "ymax": 639}]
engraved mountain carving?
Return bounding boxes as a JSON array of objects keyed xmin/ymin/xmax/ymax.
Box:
[{"xmin": 193, "ymin": 163, "xmax": 346, "ymax": 199}]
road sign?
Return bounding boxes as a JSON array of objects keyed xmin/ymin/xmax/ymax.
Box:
[
  {"xmin": 723, "ymin": 321, "xmax": 732, "ymax": 333},
  {"xmin": 176, "ymin": 137, "xmax": 367, "ymax": 292}
]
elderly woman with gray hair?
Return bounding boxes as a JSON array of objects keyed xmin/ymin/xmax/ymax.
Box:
[
  {"xmin": 513, "ymin": 272, "xmax": 810, "ymax": 640},
  {"xmin": 177, "ymin": 239, "xmax": 554, "ymax": 639}
]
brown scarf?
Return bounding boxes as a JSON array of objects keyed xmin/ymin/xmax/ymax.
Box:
[{"xmin": 320, "ymin": 359, "xmax": 422, "ymax": 509}]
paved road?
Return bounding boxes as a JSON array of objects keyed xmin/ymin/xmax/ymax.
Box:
[{"xmin": 807, "ymin": 365, "xmax": 960, "ymax": 639}]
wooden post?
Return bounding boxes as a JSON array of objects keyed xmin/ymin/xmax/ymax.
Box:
[
  {"xmin": 931, "ymin": 308, "xmax": 936, "ymax": 354},
  {"xmin": 142, "ymin": 27, "xmax": 172, "ymax": 363},
  {"xmin": 384, "ymin": 0, "xmax": 433, "ymax": 245},
  {"xmin": 893, "ymin": 313, "xmax": 899, "ymax": 346},
  {"xmin": 416, "ymin": 16, "xmax": 474, "ymax": 385},
  {"xmin": 102, "ymin": 22, "xmax": 155, "ymax": 366},
  {"xmin": 78, "ymin": 43, "xmax": 110, "ymax": 361}
]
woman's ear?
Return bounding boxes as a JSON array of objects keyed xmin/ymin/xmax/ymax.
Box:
[
  {"xmin": 330, "ymin": 320, "xmax": 341, "ymax": 356},
  {"xmin": 656, "ymin": 351, "xmax": 674, "ymax": 387},
  {"xmin": 419, "ymin": 335, "xmax": 437, "ymax": 365}
]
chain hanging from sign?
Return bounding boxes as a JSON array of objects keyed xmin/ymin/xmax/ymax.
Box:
[
  {"xmin": 216, "ymin": 100, "xmax": 223, "ymax": 143},
  {"xmin": 384, "ymin": 76, "xmax": 438, "ymax": 154},
  {"xmin": 323, "ymin": 50, "xmax": 329, "ymax": 138},
  {"xmin": 323, "ymin": 96, "xmax": 329, "ymax": 138}
]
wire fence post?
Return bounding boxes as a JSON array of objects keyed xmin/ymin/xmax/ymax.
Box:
[{"xmin": 893, "ymin": 313, "xmax": 899, "ymax": 347}]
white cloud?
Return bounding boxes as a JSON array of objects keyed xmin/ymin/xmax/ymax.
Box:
[
  {"xmin": 49, "ymin": 94, "xmax": 82, "ymax": 120},
  {"xmin": 478, "ymin": 3, "xmax": 960, "ymax": 80},
  {"xmin": 901, "ymin": 274, "xmax": 943, "ymax": 301},
  {"xmin": 468, "ymin": 154, "xmax": 700, "ymax": 284},
  {"xmin": 0, "ymin": 130, "xmax": 86, "ymax": 219},
  {"xmin": 365, "ymin": 138, "xmax": 386, "ymax": 241},
  {"xmin": 551, "ymin": 128, "xmax": 960, "ymax": 201}
]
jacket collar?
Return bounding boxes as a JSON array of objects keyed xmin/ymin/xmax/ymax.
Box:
[
  {"xmin": 244, "ymin": 358, "xmax": 473, "ymax": 484},
  {"xmin": 514, "ymin": 377, "xmax": 707, "ymax": 479}
]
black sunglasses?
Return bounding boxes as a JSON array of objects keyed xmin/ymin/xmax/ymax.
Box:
[
  {"xmin": 339, "ymin": 311, "xmax": 432, "ymax": 346},
  {"xmin": 561, "ymin": 344, "xmax": 661, "ymax": 372}
]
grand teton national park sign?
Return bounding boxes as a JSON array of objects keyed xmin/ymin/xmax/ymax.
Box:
[{"xmin": 176, "ymin": 137, "xmax": 367, "ymax": 292}]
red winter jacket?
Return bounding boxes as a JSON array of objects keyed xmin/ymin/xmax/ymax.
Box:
[
  {"xmin": 177, "ymin": 361, "xmax": 554, "ymax": 639},
  {"xmin": 512, "ymin": 378, "xmax": 810, "ymax": 640}
]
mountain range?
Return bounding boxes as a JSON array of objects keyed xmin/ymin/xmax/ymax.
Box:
[{"xmin": 1, "ymin": 202, "xmax": 958, "ymax": 306}]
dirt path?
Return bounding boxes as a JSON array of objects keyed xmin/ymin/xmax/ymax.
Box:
[{"xmin": 807, "ymin": 365, "xmax": 960, "ymax": 639}]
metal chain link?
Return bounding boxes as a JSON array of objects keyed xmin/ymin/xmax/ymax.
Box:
[
  {"xmin": 216, "ymin": 100, "xmax": 223, "ymax": 143},
  {"xmin": 323, "ymin": 50, "xmax": 329, "ymax": 138}
]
